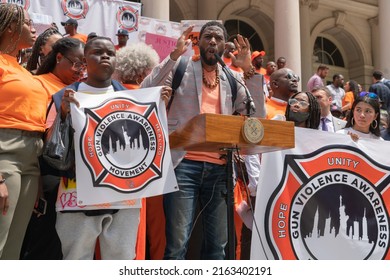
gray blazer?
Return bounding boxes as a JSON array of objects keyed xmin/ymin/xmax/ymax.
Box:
[
  {"xmin": 141, "ymin": 56, "xmax": 266, "ymax": 167},
  {"xmin": 332, "ymin": 116, "xmax": 347, "ymax": 132}
]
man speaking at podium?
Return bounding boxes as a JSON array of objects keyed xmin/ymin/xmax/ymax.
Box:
[{"xmin": 141, "ymin": 21, "xmax": 266, "ymax": 260}]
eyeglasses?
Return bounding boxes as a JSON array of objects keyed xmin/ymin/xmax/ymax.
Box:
[
  {"xmin": 23, "ymin": 19, "xmax": 34, "ymax": 30},
  {"xmin": 288, "ymin": 98, "xmax": 309, "ymax": 109},
  {"xmin": 286, "ymin": 72, "xmax": 300, "ymax": 82},
  {"xmin": 63, "ymin": 56, "xmax": 85, "ymax": 72},
  {"xmin": 359, "ymin": 91, "xmax": 378, "ymax": 99}
]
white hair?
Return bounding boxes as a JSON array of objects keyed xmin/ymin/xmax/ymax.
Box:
[{"xmin": 114, "ymin": 42, "xmax": 160, "ymax": 83}]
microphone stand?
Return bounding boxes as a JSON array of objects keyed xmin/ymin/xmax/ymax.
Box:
[
  {"xmin": 214, "ymin": 53, "xmax": 256, "ymax": 117},
  {"xmin": 214, "ymin": 53, "xmax": 256, "ymax": 260}
]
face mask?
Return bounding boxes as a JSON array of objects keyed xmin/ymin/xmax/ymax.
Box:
[{"xmin": 288, "ymin": 111, "xmax": 310, "ymax": 123}]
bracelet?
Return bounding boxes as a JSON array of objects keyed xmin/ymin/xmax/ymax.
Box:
[
  {"xmin": 0, "ymin": 178, "xmax": 5, "ymax": 184},
  {"xmin": 243, "ymin": 66, "xmax": 256, "ymax": 80}
]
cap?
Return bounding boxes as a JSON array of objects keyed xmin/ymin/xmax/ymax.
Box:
[
  {"xmin": 116, "ymin": 29, "xmax": 129, "ymax": 36},
  {"xmin": 87, "ymin": 32, "xmax": 97, "ymax": 39},
  {"xmin": 251, "ymin": 50, "xmax": 266, "ymax": 61},
  {"xmin": 61, "ymin": 18, "xmax": 78, "ymax": 26}
]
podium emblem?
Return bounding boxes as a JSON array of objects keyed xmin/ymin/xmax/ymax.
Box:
[{"xmin": 241, "ymin": 117, "xmax": 264, "ymax": 144}]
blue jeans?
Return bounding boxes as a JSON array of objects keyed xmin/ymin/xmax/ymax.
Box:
[{"xmin": 164, "ymin": 159, "xmax": 227, "ymax": 260}]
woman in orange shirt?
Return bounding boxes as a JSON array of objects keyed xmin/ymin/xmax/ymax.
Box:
[
  {"xmin": 20, "ymin": 37, "xmax": 85, "ymax": 260},
  {"xmin": 0, "ymin": 3, "xmax": 50, "ymax": 259},
  {"xmin": 342, "ymin": 80, "xmax": 359, "ymax": 118}
]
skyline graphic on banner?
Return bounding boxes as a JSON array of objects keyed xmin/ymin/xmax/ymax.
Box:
[
  {"xmin": 106, "ymin": 126, "xmax": 148, "ymax": 169},
  {"xmin": 303, "ymin": 195, "xmax": 374, "ymax": 259}
]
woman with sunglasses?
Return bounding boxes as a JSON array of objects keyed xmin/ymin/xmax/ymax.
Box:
[
  {"xmin": 0, "ymin": 3, "xmax": 52, "ymax": 259},
  {"xmin": 337, "ymin": 92, "xmax": 382, "ymax": 140},
  {"xmin": 20, "ymin": 37, "xmax": 85, "ymax": 260},
  {"xmin": 285, "ymin": 91, "xmax": 321, "ymax": 129}
]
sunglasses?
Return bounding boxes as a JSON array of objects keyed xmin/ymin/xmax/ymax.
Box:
[
  {"xmin": 359, "ymin": 91, "xmax": 378, "ymax": 99},
  {"xmin": 286, "ymin": 72, "xmax": 300, "ymax": 82},
  {"xmin": 63, "ymin": 56, "xmax": 86, "ymax": 72},
  {"xmin": 288, "ymin": 98, "xmax": 309, "ymax": 109}
]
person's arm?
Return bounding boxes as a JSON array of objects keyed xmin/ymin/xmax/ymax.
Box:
[
  {"xmin": 232, "ymin": 35, "xmax": 266, "ymax": 118},
  {"xmin": 141, "ymin": 26, "xmax": 193, "ymax": 88},
  {"xmin": 60, "ymin": 89, "xmax": 79, "ymax": 120}
]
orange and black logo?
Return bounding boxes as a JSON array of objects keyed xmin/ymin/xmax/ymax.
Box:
[
  {"xmin": 265, "ymin": 146, "xmax": 390, "ymax": 259},
  {"xmin": 61, "ymin": 0, "xmax": 89, "ymax": 20},
  {"xmin": 1, "ymin": 0, "xmax": 30, "ymax": 9},
  {"xmin": 80, "ymin": 97, "xmax": 166, "ymax": 193},
  {"xmin": 116, "ymin": 5, "xmax": 139, "ymax": 33}
]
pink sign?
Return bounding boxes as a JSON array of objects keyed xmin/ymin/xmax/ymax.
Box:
[{"xmin": 145, "ymin": 32, "xmax": 177, "ymax": 62}]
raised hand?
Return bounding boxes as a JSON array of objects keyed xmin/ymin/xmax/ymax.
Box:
[
  {"xmin": 170, "ymin": 25, "xmax": 194, "ymax": 61},
  {"xmin": 232, "ymin": 34, "xmax": 252, "ymax": 73}
]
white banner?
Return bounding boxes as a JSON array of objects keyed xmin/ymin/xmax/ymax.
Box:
[
  {"xmin": 70, "ymin": 87, "xmax": 177, "ymax": 206},
  {"xmin": 13, "ymin": 0, "xmax": 142, "ymax": 43},
  {"xmin": 138, "ymin": 16, "xmax": 182, "ymax": 43},
  {"xmin": 251, "ymin": 128, "xmax": 390, "ymax": 260}
]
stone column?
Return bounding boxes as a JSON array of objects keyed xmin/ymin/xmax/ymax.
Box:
[
  {"xmin": 300, "ymin": 1, "xmax": 313, "ymax": 90},
  {"xmin": 141, "ymin": 0, "xmax": 169, "ymax": 21},
  {"xmin": 197, "ymin": 0, "xmax": 218, "ymax": 20},
  {"xmin": 275, "ymin": 0, "xmax": 302, "ymax": 90},
  {"xmin": 368, "ymin": 17, "xmax": 379, "ymax": 71},
  {"xmin": 378, "ymin": 0, "xmax": 390, "ymax": 76}
]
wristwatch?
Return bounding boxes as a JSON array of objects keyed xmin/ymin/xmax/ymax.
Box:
[{"xmin": 0, "ymin": 178, "xmax": 5, "ymax": 184}]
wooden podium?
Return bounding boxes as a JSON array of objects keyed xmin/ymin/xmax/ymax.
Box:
[
  {"xmin": 170, "ymin": 113, "xmax": 295, "ymax": 154},
  {"xmin": 169, "ymin": 113, "xmax": 295, "ymax": 260}
]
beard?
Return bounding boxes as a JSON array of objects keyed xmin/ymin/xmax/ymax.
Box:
[{"xmin": 200, "ymin": 47, "xmax": 222, "ymax": 66}]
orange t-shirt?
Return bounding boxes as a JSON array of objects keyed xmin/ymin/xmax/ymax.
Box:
[
  {"xmin": 34, "ymin": 73, "xmax": 68, "ymax": 128},
  {"xmin": 223, "ymin": 56, "xmax": 232, "ymax": 67},
  {"xmin": 35, "ymin": 72, "xmax": 67, "ymax": 98},
  {"xmin": 342, "ymin": 91, "xmax": 355, "ymax": 109},
  {"xmin": 69, "ymin": 33, "xmax": 88, "ymax": 44},
  {"xmin": 0, "ymin": 54, "xmax": 50, "ymax": 132},
  {"xmin": 123, "ymin": 83, "xmax": 140, "ymax": 90},
  {"xmin": 185, "ymin": 70, "xmax": 225, "ymax": 165},
  {"xmin": 266, "ymin": 97, "xmax": 288, "ymax": 119},
  {"xmin": 255, "ymin": 67, "xmax": 267, "ymax": 75}
]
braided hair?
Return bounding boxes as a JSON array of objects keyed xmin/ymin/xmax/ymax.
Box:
[
  {"xmin": 36, "ymin": 37, "xmax": 84, "ymax": 75},
  {"xmin": 0, "ymin": 3, "xmax": 24, "ymax": 54},
  {"xmin": 286, "ymin": 91, "xmax": 321, "ymax": 129},
  {"xmin": 26, "ymin": 27, "xmax": 62, "ymax": 72}
]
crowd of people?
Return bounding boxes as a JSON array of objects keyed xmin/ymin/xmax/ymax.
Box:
[{"xmin": 0, "ymin": 3, "xmax": 389, "ymax": 261}]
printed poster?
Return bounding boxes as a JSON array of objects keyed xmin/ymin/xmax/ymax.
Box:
[
  {"xmin": 251, "ymin": 128, "xmax": 390, "ymax": 260},
  {"xmin": 15, "ymin": 0, "xmax": 142, "ymax": 43},
  {"xmin": 70, "ymin": 86, "xmax": 177, "ymax": 206}
]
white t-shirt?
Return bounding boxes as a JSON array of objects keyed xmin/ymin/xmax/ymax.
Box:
[{"xmin": 336, "ymin": 127, "xmax": 383, "ymax": 140}]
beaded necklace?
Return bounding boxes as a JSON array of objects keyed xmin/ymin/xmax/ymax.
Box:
[{"xmin": 202, "ymin": 67, "xmax": 220, "ymax": 89}]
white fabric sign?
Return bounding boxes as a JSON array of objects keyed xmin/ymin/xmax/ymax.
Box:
[
  {"xmin": 251, "ymin": 128, "xmax": 390, "ymax": 260},
  {"xmin": 22, "ymin": 0, "xmax": 142, "ymax": 43},
  {"xmin": 138, "ymin": 16, "xmax": 182, "ymax": 43},
  {"xmin": 70, "ymin": 87, "xmax": 177, "ymax": 206}
]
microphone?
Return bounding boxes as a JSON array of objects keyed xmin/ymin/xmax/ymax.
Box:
[{"xmin": 214, "ymin": 53, "xmax": 256, "ymax": 115}]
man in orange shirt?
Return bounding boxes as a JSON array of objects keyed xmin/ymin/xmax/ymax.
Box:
[
  {"xmin": 61, "ymin": 18, "xmax": 87, "ymax": 44},
  {"xmin": 251, "ymin": 50, "xmax": 266, "ymax": 75},
  {"xmin": 115, "ymin": 29, "xmax": 129, "ymax": 50},
  {"xmin": 266, "ymin": 68, "xmax": 299, "ymax": 119}
]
